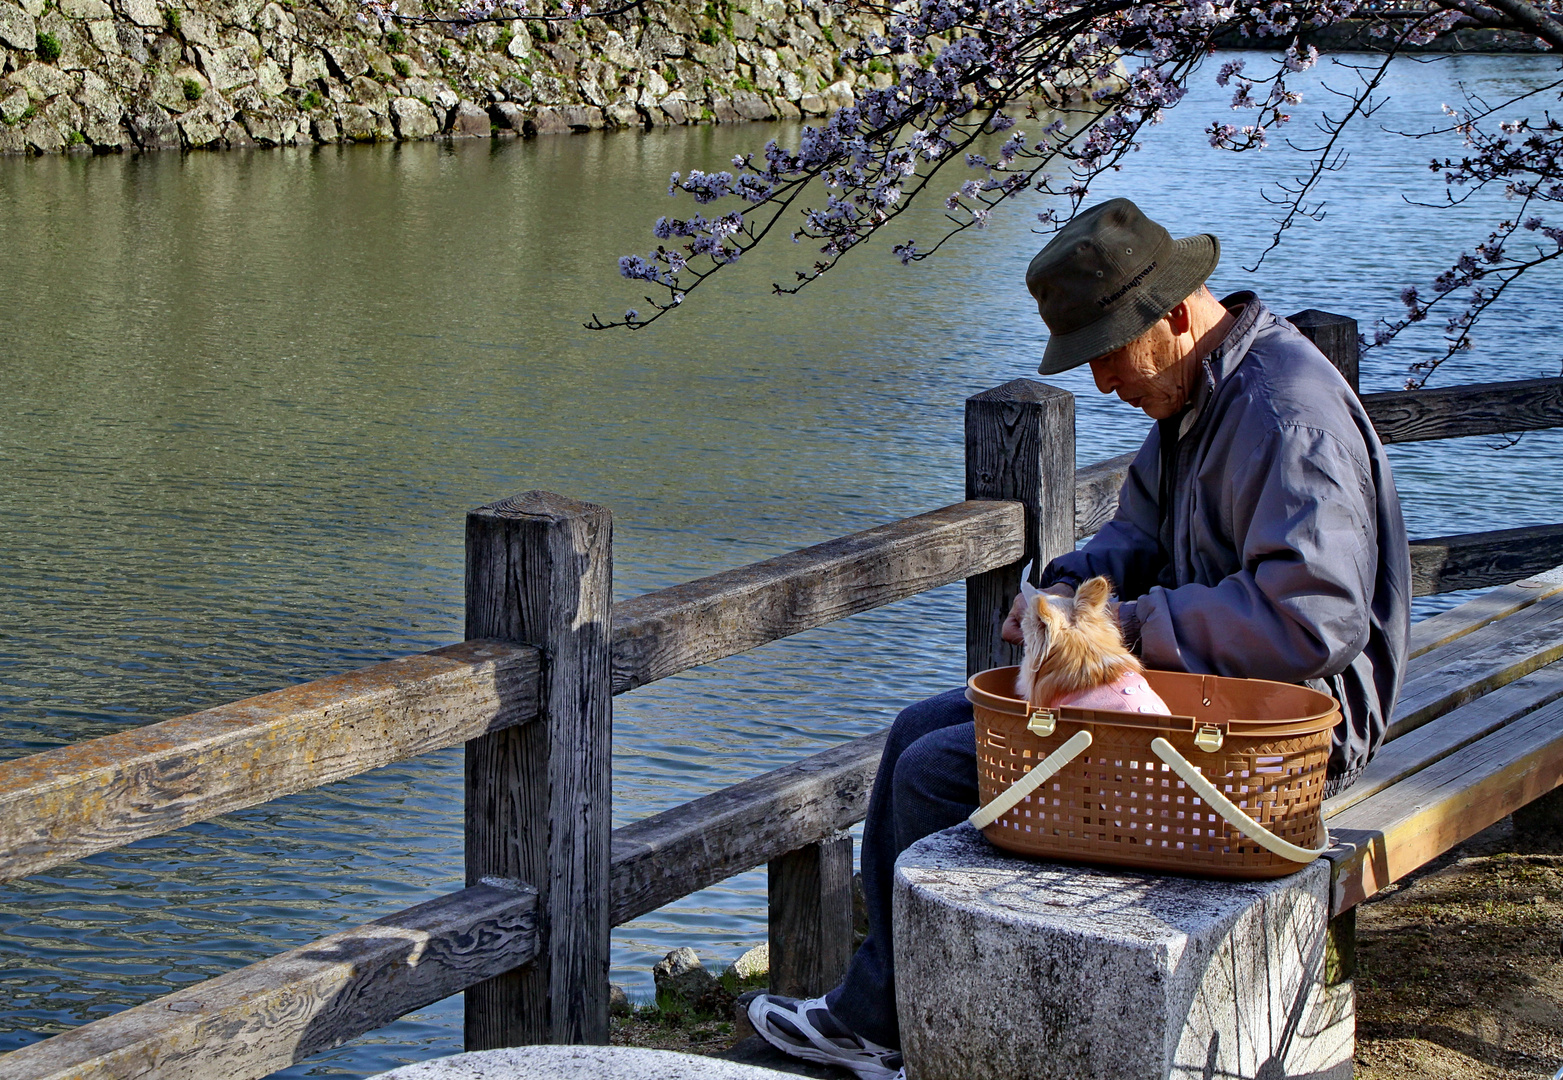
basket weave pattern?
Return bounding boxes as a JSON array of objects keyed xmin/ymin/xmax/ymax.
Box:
[{"xmin": 975, "ymin": 708, "xmax": 1331, "ymax": 879}]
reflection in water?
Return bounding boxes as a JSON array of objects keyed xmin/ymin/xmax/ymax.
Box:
[{"xmin": 2, "ymin": 51, "xmax": 1563, "ymax": 1076}]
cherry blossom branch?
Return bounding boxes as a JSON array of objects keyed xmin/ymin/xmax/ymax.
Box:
[
  {"xmin": 1368, "ymin": 48, "xmax": 1563, "ymax": 384},
  {"xmin": 1370, "ymin": 182, "xmax": 1563, "ymax": 386},
  {"xmin": 584, "ymin": 0, "xmax": 1563, "ymax": 387},
  {"xmin": 597, "ymin": 0, "xmax": 1282, "ymax": 329},
  {"xmin": 1482, "ymin": 0, "xmax": 1563, "ymax": 48},
  {"xmin": 1246, "ymin": 48, "xmax": 1401, "ymax": 271}
]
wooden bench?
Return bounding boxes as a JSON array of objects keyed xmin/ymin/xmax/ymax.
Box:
[
  {"xmin": 1324, "ymin": 563, "xmax": 1563, "ymax": 941},
  {"xmin": 3, "ymin": 310, "xmax": 1563, "ymax": 1080}
]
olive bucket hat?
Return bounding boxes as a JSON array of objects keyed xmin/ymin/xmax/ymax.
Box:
[{"xmin": 1027, "ymin": 198, "xmax": 1220, "ymax": 375}]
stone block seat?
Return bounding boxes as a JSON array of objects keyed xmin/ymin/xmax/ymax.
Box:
[
  {"xmin": 895, "ymin": 826, "xmax": 1351, "ymax": 1080},
  {"xmin": 893, "ymin": 566, "xmax": 1563, "ymax": 1080}
]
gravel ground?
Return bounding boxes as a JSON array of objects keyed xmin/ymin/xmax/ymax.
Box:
[{"xmin": 1354, "ymin": 816, "xmax": 1563, "ymax": 1079}]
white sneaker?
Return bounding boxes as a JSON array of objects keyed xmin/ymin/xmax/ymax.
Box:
[{"xmin": 745, "ymin": 993, "xmax": 903, "ymax": 1080}]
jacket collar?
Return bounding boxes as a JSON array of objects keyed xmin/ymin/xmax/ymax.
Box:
[{"xmin": 1177, "ymin": 291, "xmax": 1267, "ymax": 437}]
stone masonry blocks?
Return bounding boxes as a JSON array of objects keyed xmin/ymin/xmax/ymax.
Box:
[
  {"xmin": 0, "ymin": 0, "xmax": 881, "ymax": 155},
  {"xmin": 893, "ymin": 824, "xmax": 1353, "ymax": 1080}
]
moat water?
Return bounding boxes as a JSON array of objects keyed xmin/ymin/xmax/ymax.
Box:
[{"xmin": 2, "ymin": 50, "xmax": 1562, "ymax": 1076}]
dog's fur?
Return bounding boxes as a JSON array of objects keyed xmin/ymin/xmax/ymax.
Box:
[{"xmin": 1016, "ymin": 575, "xmax": 1143, "ymax": 708}]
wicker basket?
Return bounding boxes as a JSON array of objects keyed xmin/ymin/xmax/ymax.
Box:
[{"xmin": 967, "ymin": 666, "xmax": 1338, "ymax": 879}]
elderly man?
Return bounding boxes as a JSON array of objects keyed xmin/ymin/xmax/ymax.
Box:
[{"xmin": 746, "ymin": 198, "xmax": 1411, "ymax": 1080}]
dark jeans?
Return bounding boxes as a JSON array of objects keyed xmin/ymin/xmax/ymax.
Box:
[{"xmin": 824, "ymin": 688, "xmax": 978, "ymax": 1049}]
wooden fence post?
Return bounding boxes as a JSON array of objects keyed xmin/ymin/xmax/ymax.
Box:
[
  {"xmin": 1323, "ymin": 906, "xmax": 1356, "ymax": 986},
  {"xmin": 768, "ymin": 832, "xmax": 855, "ymax": 998},
  {"xmin": 1289, "ymin": 309, "xmax": 1360, "ymax": 394},
  {"xmin": 965, "ymin": 380, "xmax": 1077, "ymax": 676},
  {"xmin": 464, "ymin": 491, "xmax": 613, "ymax": 1048}
]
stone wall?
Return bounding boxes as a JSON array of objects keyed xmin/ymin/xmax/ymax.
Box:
[{"xmin": 0, "ymin": 0, "xmax": 887, "ymax": 153}]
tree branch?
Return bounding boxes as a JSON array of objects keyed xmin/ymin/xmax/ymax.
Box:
[{"xmin": 1468, "ymin": 0, "xmax": 1563, "ymax": 48}]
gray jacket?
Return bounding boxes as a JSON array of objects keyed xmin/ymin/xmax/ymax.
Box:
[{"xmin": 1041, "ymin": 294, "xmax": 1411, "ymax": 793}]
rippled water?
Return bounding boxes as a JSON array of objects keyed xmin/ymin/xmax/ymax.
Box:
[{"xmin": 3, "ymin": 49, "xmax": 1563, "ymax": 1076}]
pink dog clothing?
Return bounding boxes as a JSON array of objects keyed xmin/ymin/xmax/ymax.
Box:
[{"xmin": 1050, "ymin": 671, "xmax": 1170, "ymax": 715}]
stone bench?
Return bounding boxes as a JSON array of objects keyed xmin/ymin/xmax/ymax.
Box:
[
  {"xmin": 893, "ymin": 567, "xmax": 1563, "ymax": 1080},
  {"xmin": 370, "ymin": 1045, "xmax": 800, "ymax": 1079},
  {"xmin": 894, "ymin": 825, "xmax": 1351, "ymax": 1080}
]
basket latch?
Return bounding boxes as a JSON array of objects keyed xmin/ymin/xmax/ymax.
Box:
[
  {"xmin": 1194, "ymin": 723, "xmax": 1226, "ymax": 753},
  {"xmin": 1027, "ymin": 707, "xmax": 1058, "ymax": 738}
]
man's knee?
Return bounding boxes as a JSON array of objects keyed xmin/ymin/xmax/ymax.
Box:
[
  {"xmin": 886, "ymin": 687, "xmax": 972, "ymax": 758},
  {"xmin": 892, "ymin": 722, "xmax": 979, "ymax": 811}
]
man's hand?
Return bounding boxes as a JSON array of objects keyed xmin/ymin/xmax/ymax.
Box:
[{"xmin": 1000, "ymin": 581, "xmax": 1075, "ymax": 645}]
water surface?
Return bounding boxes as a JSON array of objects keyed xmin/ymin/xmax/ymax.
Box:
[{"xmin": 2, "ymin": 49, "xmax": 1562, "ymax": 1076}]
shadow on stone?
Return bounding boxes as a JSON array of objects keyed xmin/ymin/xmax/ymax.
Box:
[{"xmin": 716, "ymin": 1036, "xmax": 854, "ymax": 1078}]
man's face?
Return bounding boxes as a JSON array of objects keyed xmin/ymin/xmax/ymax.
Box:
[{"xmin": 1085, "ymin": 319, "xmax": 1190, "ymax": 420}]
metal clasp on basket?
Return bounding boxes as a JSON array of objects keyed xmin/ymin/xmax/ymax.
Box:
[
  {"xmin": 1194, "ymin": 723, "xmax": 1226, "ymax": 753},
  {"xmin": 1027, "ymin": 707, "xmax": 1058, "ymax": 737}
]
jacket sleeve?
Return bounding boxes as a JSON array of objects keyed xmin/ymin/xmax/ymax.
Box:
[
  {"xmin": 1041, "ymin": 429, "xmax": 1168, "ymax": 600},
  {"xmin": 1136, "ymin": 422, "xmax": 1377, "ymax": 682}
]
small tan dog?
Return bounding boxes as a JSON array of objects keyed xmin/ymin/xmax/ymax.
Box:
[{"xmin": 1016, "ymin": 574, "xmax": 1171, "ymax": 715}]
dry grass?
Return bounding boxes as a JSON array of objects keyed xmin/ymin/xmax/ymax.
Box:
[{"xmin": 609, "ymin": 1006, "xmax": 740, "ymax": 1056}]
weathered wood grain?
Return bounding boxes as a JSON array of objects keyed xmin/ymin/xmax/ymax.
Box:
[
  {"xmin": 768, "ymin": 834, "xmax": 855, "ymax": 999},
  {"xmin": 1390, "ymin": 589, "xmax": 1563, "ymax": 740},
  {"xmin": 0, "ymin": 640, "xmax": 540, "ymax": 884},
  {"xmin": 0, "ymin": 502, "xmax": 1019, "ymax": 893},
  {"xmin": 1408, "ymin": 566, "xmax": 1563, "ymax": 658},
  {"xmin": 611, "ymin": 501, "xmax": 1025, "ymax": 695},
  {"xmin": 1362, "ymin": 376, "xmax": 1563, "ymax": 444},
  {"xmin": 0, "ymin": 881, "xmax": 538, "ymax": 1080},
  {"xmin": 1409, "ymin": 523, "xmax": 1563, "ymax": 596},
  {"xmin": 965, "ymin": 380, "xmax": 1076, "ymax": 676},
  {"xmin": 1326, "ymin": 662, "xmax": 1563, "ymax": 817},
  {"xmin": 1326, "ymin": 698, "xmax": 1563, "ymax": 914},
  {"xmin": 1288, "ymin": 310, "xmax": 1359, "ymax": 393},
  {"xmin": 464, "ymin": 492, "xmax": 613, "ymax": 1048},
  {"xmin": 609, "ymin": 731, "xmax": 887, "ymax": 927},
  {"xmin": 1074, "ymin": 452, "xmax": 1136, "ymax": 540},
  {"xmin": 1317, "ymin": 583, "xmax": 1563, "ymax": 908}
]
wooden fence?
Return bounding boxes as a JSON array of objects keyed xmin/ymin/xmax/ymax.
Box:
[{"xmin": 3, "ymin": 310, "xmax": 1563, "ymax": 1079}]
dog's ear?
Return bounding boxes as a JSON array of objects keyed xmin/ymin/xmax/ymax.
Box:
[
  {"xmin": 1075, "ymin": 576, "xmax": 1113, "ymax": 614},
  {"xmin": 1024, "ymin": 596, "xmax": 1055, "ymax": 655},
  {"xmin": 1015, "ymin": 595, "xmax": 1054, "ymax": 702}
]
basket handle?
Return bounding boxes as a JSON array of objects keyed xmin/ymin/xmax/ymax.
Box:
[
  {"xmin": 969, "ymin": 730, "xmax": 1093, "ymax": 831},
  {"xmin": 1149, "ymin": 737, "xmax": 1328, "ymax": 864}
]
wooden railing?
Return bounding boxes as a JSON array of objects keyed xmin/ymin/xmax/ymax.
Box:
[{"xmin": 3, "ymin": 310, "xmax": 1562, "ymax": 1079}]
